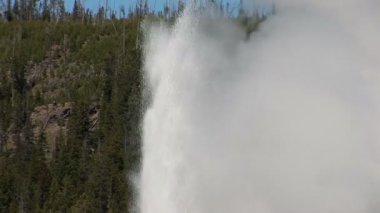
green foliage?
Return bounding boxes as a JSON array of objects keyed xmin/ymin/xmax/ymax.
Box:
[{"xmin": 0, "ymin": 17, "xmax": 142, "ymax": 212}]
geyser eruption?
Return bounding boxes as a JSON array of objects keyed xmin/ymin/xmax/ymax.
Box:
[{"xmin": 140, "ymin": 1, "xmax": 380, "ymax": 212}]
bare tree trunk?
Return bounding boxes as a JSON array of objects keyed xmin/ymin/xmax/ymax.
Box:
[
  {"xmin": 63, "ymin": 34, "xmax": 68, "ymax": 99},
  {"xmin": 123, "ymin": 29, "xmax": 126, "ymax": 54},
  {"xmin": 11, "ymin": 35, "xmax": 16, "ymax": 107},
  {"xmin": 18, "ymin": 185, "xmax": 26, "ymax": 213},
  {"xmin": 0, "ymin": 121, "xmax": 3, "ymax": 152},
  {"xmin": 105, "ymin": 0, "xmax": 108, "ymax": 20}
]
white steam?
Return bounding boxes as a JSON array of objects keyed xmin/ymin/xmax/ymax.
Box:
[{"xmin": 140, "ymin": 1, "xmax": 380, "ymax": 213}]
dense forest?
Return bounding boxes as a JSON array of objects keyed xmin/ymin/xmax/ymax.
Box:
[
  {"xmin": 0, "ymin": 0, "xmax": 147, "ymax": 212},
  {"xmin": 0, "ymin": 0, "xmax": 261, "ymax": 212}
]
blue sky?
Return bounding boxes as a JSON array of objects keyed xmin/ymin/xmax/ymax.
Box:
[
  {"xmin": 63, "ymin": 0, "xmax": 271, "ymax": 17},
  {"xmin": 64, "ymin": 0, "xmax": 244, "ymax": 13},
  {"xmin": 64, "ymin": 0, "xmax": 178, "ymax": 13},
  {"xmin": 65, "ymin": 0, "xmax": 135, "ymax": 12}
]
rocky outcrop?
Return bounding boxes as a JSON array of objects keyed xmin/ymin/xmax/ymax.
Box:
[
  {"xmin": 29, "ymin": 101, "xmax": 99, "ymax": 159},
  {"xmin": 30, "ymin": 102, "xmax": 72, "ymax": 157},
  {"xmin": 88, "ymin": 102, "xmax": 99, "ymax": 132}
]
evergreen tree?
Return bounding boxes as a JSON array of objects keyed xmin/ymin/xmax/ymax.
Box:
[
  {"xmin": 19, "ymin": 0, "xmax": 27, "ymax": 20},
  {"xmin": 57, "ymin": 0, "xmax": 65, "ymax": 21},
  {"xmin": 42, "ymin": 0, "xmax": 50, "ymax": 21},
  {"xmin": 5, "ymin": 0, "xmax": 12, "ymax": 20},
  {"xmin": 12, "ymin": 0, "xmax": 19, "ymax": 19},
  {"xmin": 27, "ymin": 0, "xmax": 38, "ymax": 20},
  {"xmin": 72, "ymin": 0, "xmax": 81, "ymax": 21},
  {"xmin": 0, "ymin": 12, "xmax": 147, "ymax": 211}
]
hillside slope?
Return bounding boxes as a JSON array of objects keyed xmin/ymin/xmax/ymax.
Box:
[{"xmin": 0, "ymin": 20, "xmax": 141, "ymax": 212}]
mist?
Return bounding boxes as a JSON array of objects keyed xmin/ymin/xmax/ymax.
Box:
[{"xmin": 139, "ymin": 0, "xmax": 380, "ymax": 212}]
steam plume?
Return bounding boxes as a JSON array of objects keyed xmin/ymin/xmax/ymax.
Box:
[{"xmin": 140, "ymin": 1, "xmax": 380, "ymax": 212}]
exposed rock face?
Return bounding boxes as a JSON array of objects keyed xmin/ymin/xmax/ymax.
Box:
[
  {"xmin": 29, "ymin": 101, "xmax": 99, "ymax": 159},
  {"xmin": 30, "ymin": 102, "xmax": 72, "ymax": 158},
  {"xmin": 88, "ymin": 102, "xmax": 99, "ymax": 132},
  {"xmin": 31, "ymin": 102, "xmax": 72, "ymax": 135},
  {"xmin": 2, "ymin": 40, "xmax": 102, "ymax": 156}
]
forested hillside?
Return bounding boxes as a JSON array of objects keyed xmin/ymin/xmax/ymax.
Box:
[{"xmin": 0, "ymin": 1, "xmax": 146, "ymax": 212}]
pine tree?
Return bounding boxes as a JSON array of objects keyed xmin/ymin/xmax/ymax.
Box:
[
  {"xmin": 19, "ymin": 0, "xmax": 26, "ymax": 20},
  {"xmin": 42, "ymin": 0, "xmax": 50, "ymax": 21},
  {"xmin": 72, "ymin": 0, "xmax": 81, "ymax": 21},
  {"xmin": 27, "ymin": 0, "xmax": 38, "ymax": 20},
  {"xmin": 5, "ymin": 0, "xmax": 12, "ymax": 20},
  {"xmin": 12, "ymin": 0, "xmax": 19, "ymax": 20},
  {"xmin": 57, "ymin": 0, "xmax": 65, "ymax": 21}
]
